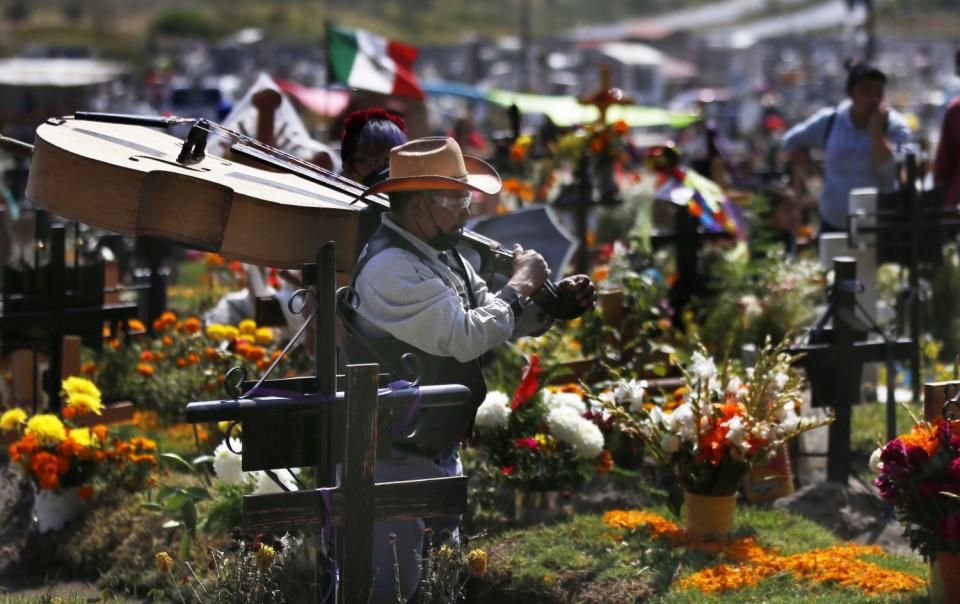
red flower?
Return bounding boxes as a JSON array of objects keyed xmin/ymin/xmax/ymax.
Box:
[
  {"xmin": 515, "ymin": 437, "xmax": 540, "ymax": 450},
  {"xmin": 78, "ymin": 485, "xmax": 94, "ymax": 501},
  {"xmin": 510, "ymin": 355, "xmax": 542, "ymax": 410},
  {"xmin": 501, "ymin": 466, "xmax": 514, "ymax": 476}
]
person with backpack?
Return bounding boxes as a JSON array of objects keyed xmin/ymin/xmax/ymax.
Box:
[{"xmin": 782, "ymin": 60, "xmax": 911, "ymax": 233}]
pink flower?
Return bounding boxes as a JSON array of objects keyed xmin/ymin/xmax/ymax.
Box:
[
  {"xmin": 502, "ymin": 465, "xmax": 514, "ymax": 476},
  {"xmin": 939, "ymin": 511, "xmax": 960, "ymax": 541}
]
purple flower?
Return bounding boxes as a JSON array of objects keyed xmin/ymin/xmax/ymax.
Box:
[
  {"xmin": 874, "ymin": 475, "xmax": 898, "ymax": 501},
  {"xmin": 939, "ymin": 512, "xmax": 960, "ymax": 541},
  {"xmin": 947, "ymin": 458, "xmax": 960, "ymax": 482},
  {"xmin": 880, "ymin": 439, "xmax": 908, "ymax": 467},
  {"xmin": 905, "ymin": 445, "xmax": 929, "ymax": 467},
  {"xmin": 920, "ymin": 481, "xmax": 942, "ymax": 498}
]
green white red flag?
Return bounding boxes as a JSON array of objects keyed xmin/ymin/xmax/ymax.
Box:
[{"xmin": 326, "ymin": 23, "xmax": 425, "ymax": 100}]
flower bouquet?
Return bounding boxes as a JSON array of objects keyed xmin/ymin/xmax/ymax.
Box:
[
  {"xmin": 2, "ymin": 377, "xmax": 158, "ymax": 530},
  {"xmin": 471, "ymin": 355, "xmax": 610, "ymax": 498},
  {"xmin": 871, "ymin": 415, "xmax": 960, "ymax": 597},
  {"xmin": 603, "ymin": 340, "xmax": 830, "ymax": 529}
]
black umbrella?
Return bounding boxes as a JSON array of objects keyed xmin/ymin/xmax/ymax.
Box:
[{"xmin": 460, "ymin": 204, "xmax": 578, "ymax": 283}]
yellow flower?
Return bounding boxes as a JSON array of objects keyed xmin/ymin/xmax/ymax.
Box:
[
  {"xmin": 155, "ymin": 551, "xmax": 174, "ymax": 574},
  {"xmin": 25, "ymin": 414, "xmax": 67, "ymax": 446},
  {"xmin": 61, "ymin": 376, "xmax": 101, "ymax": 400},
  {"xmin": 217, "ymin": 420, "xmax": 242, "ymax": 435},
  {"xmin": 467, "ymin": 549, "xmax": 488, "ymax": 577},
  {"xmin": 223, "ymin": 326, "xmax": 239, "ymax": 341},
  {"xmin": 255, "ymin": 327, "xmax": 273, "ymax": 344},
  {"xmin": 0, "ymin": 408, "xmax": 27, "ymax": 432},
  {"xmin": 206, "ymin": 323, "xmax": 226, "ymax": 340},
  {"xmin": 238, "ymin": 319, "xmax": 257, "ymax": 336},
  {"xmin": 437, "ymin": 544, "xmax": 454, "ymax": 559},
  {"xmin": 255, "ymin": 545, "xmax": 276, "ymax": 569},
  {"xmin": 66, "ymin": 392, "xmax": 104, "ymax": 416},
  {"xmin": 70, "ymin": 427, "xmax": 94, "ymax": 447}
]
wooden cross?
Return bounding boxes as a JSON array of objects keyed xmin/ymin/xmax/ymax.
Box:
[
  {"xmin": 578, "ymin": 65, "xmax": 634, "ymax": 125},
  {"xmin": 184, "ymin": 243, "xmax": 471, "ymax": 602},
  {"xmin": 789, "ymin": 257, "xmax": 913, "ymax": 483},
  {"xmin": 0, "ymin": 224, "xmax": 139, "ymax": 410}
]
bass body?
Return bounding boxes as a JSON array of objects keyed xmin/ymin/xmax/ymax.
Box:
[{"xmin": 26, "ymin": 117, "xmax": 362, "ymax": 271}]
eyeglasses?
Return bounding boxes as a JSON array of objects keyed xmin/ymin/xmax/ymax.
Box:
[{"xmin": 424, "ymin": 190, "xmax": 473, "ymax": 211}]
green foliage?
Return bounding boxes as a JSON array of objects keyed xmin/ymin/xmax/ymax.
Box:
[{"xmin": 149, "ymin": 8, "xmax": 218, "ymax": 39}]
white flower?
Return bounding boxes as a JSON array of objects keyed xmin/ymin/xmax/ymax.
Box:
[
  {"xmin": 725, "ymin": 416, "xmax": 747, "ymax": 450},
  {"xmin": 546, "ymin": 406, "xmax": 605, "ymax": 459},
  {"xmin": 661, "ymin": 433, "xmax": 680, "ymax": 454},
  {"xmin": 776, "ymin": 402, "xmax": 800, "ymax": 434},
  {"xmin": 869, "ymin": 447, "xmax": 884, "ymax": 473},
  {"xmin": 665, "ymin": 404, "xmax": 697, "ymax": 442},
  {"xmin": 213, "ymin": 438, "xmax": 245, "ymax": 486},
  {"xmin": 725, "ymin": 376, "xmax": 742, "ymax": 394},
  {"xmin": 647, "ymin": 406, "xmax": 665, "ymax": 427},
  {"xmin": 738, "ymin": 294, "xmax": 762, "ymax": 318},
  {"xmin": 543, "ymin": 390, "xmax": 588, "ymax": 415},
  {"xmin": 773, "ymin": 372, "xmax": 790, "ymax": 391},
  {"xmin": 474, "ymin": 390, "xmax": 511, "ymax": 430},
  {"xmin": 250, "ymin": 469, "xmax": 299, "ymax": 495},
  {"xmin": 690, "ymin": 351, "xmax": 717, "ymax": 381},
  {"xmin": 613, "ymin": 379, "xmax": 647, "ymax": 413}
]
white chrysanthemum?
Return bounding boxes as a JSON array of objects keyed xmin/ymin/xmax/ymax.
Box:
[
  {"xmin": 213, "ymin": 438, "xmax": 245, "ymax": 485},
  {"xmin": 543, "ymin": 390, "xmax": 587, "ymax": 415},
  {"xmin": 613, "ymin": 379, "xmax": 647, "ymax": 413},
  {"xmin": 869, "ymin": 447, "xmax": 883, "ymax": 473},
  {"xmin": 546, "ymin": 406, "xmax": 604, "ymax": 459},
  {"xmin": 250, "ymin": 469, "xmax": 299, "ymax": 495},
  {"xmin": 474, "ymin": 390, "xmax": 511, "ymax": 430},
  {"xmin": 661, "ymin": 433, "xmax": 680, "ymax": 454}
]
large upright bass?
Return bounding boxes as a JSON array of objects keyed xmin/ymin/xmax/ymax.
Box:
[{"xmin": 25, "ymin": 113, "xmax": 584, "ymax": 319}]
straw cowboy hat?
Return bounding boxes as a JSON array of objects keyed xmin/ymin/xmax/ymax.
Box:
[{"xmin": 363, "ymin": 136, "xmax": 501, "ymax": 197}]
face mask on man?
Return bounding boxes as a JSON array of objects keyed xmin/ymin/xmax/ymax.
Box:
[{"xmin": 420, "ymin": 191, "xmax": 471, "ymax": 250}]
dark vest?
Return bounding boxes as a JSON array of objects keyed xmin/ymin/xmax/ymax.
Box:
[{"xmin": 342, "ymin": 224, "xmax": 487, "ymax": 458}]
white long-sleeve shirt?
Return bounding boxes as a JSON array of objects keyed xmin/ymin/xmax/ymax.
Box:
[{"xmin": 354, "ymin": 215, "xmax": 551, "ymax": 363}]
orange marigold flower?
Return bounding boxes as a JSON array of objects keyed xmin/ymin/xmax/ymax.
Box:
[
  {"xmin": 187, "ymin": 353, "xmax": 200, "ymax": 365},
  {"xmin": 77, "ymin": 485, "xmax": 94, "ymax": 501},
  {"xmin": 81, "ymin": 362, "xmax": 96, "ymax": 375},
  {"xmin": 205, "ymin": 346, "xmax": 218, "ymax": 360},
  {"xmin": 162, "ymin": 335, "xmax": 173, "ymax": 347},
  {"xmin": 899, "ymin": 422, "xmax": 939, "ymax": 456},
  {"xmin": 109, "ymin": 338, "xmax": 121, "ymax": 350},
  {"xmin": 128, "ymin": 318, "xmax": 146, "ymax": 332},
  {"xmin": 183, "ymin": 317, "xmax": 201, "ymax": 334},
  {"xmin": 612, "ymin": 119, "xmax": 629, "ymax": 134},
  {"xmin": 159, "ymin": 311, "xmax": 177, "ymax": 326},
  {"xmin": 245, "ymin": 347, "xmax": 266, "ymax": 362},
  {"xmin": 102, "ymin": 324, "xmax": 112, "ymax": 338},
  {"xmin": 62, "ymin": 406, "xmax": 76, "ymax": 420},
  {"xmin": 595, "ymin": 450, "xmax": 614, "ymax": 475},
  {"xmin": 176, "ymin": 357, "xmax": 187, "ymax": 368},
  {"xmin": 257, "ymin": 359, "xmax": 271, "ymax": 372},
  {"xmin": 137, "ymin": 363, "xmax": 155, "ymax": 377},
  {"xmin": 140, "ymin": 350, "xmax": 155, "ymax": 362},
  {"xmin": 39, "ymin": 472, "xmax": 59, "ymax": 490}
]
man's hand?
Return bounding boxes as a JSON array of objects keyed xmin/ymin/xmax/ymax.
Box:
[
  {"xmin": 556, "ymin": 274, "xmax": 597, "ymax": 310},
  {"xmin": 507, "ymin": 244, "xmax": 549, "ymax": 298},
  {"xmin": 868, "ymin": 102, "xmax": 890, "ymax": 139}
]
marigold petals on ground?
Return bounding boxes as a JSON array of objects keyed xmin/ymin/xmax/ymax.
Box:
[{"xmin": 602, "ymin": 509, "xmax": 924, "ymax": 596}]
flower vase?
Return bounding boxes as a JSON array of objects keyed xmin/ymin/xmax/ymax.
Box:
[
  {"xmin": 683, "ymin": 491, "xmax": 736, "ymax": 541},
  {"xmin": 32, "ymin": 486, "xmax": 82, "ymax": 533},
  {"xmin": 742, "ymin": 444, "xmax": 795, "ymax": 503},
  {"xmin": 936, "ymin": 551, "xmax": 960, "ymax": 603}
]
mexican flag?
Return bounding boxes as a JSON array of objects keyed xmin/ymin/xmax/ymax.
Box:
[{"xmin": 326, "ymin": 23, "xmax": 425, "ymax": 100}]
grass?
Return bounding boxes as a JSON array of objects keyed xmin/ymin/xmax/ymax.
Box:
[
  {"xmin": 470, "ymin": 504, "xmax": 929, "ymax": 603},
  {"xmin": 850, "ymin": 399, "xmax": 925, "ymax": 456}
]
